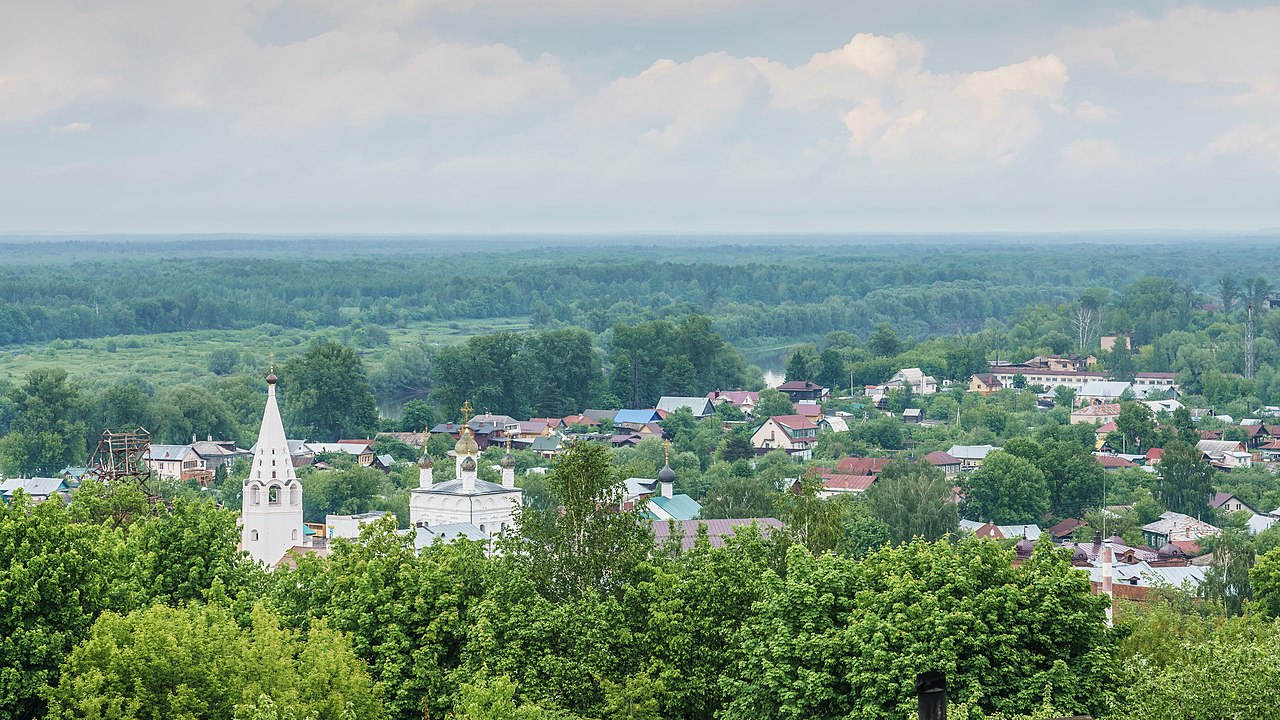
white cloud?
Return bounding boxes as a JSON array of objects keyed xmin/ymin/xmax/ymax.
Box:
[
  {"xmin": 1189, "ymin": 124, "xmax": 1280, "ymax": 174},
  {"xmin": 55, "ymin": 122, "xmax": 93, "ymax": 134},
  {"xmin": 1065, "ymin": 6, "xmax": 1280, "ymax": 108}
]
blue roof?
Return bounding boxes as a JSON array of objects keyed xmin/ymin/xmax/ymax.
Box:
[
  {"xmin": 646, "ymin": 494, "xmax": 702, "ymax": 522},
  {"xmin": 615, "ymin": 409, "xmax": 661, "ymax": 424}
]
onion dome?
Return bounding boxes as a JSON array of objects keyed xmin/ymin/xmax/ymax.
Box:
[
  {"xmin": 417, "ymin": 453, "xmax": 434, "ymax": 469},
  {"xmin": 658, "ymin": 463, "xmax": 676, "ymax": 484},
  {"xmin": 266, "ymin": 371, "xmax": 278, "ymax": 385},
  {"xmin": 1158, "ymin": 542, "xmax": 1183, "ymax": 559},
  {"xmin": 461, "ymin": 456, "xmax": 477, "ymax": 472},
  {"xmin": 500, "ymin": 452, "xmax": 515, "ymax": 469},
  {"xmin": 1015, "ymin": 536, "xmax": 1036, "ymax": 558},
  {"xmin": 454, "ymin": 426, "xmax": 479, "ymax": 456}
]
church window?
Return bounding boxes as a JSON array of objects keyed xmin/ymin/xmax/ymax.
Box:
[
  {"xmin": 291, "ymin": 487, "xmax": 300, "ymax": 505},
  {"xmin": 272, "ymin": 471, "xmax": 277, "ymax": 479},
  {"xmin": 250, "ymin": 530, "xmax": 259, "ymax": 541},
  {"xmin": 292, "ymin": 529, "xmax": 299, "ymax": 541},
  {"xmin": 480, "ymin": 524, "xmax": 486, "ymax": 533},
  {"xmin": 272, "ymin": 459, "xmax": 276, "ymax": 466},
  {"xmin": 269, "ymin": 486, "xmax": 280, "ymax": 505}
]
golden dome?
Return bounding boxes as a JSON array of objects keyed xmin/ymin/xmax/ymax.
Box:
[{"xmin": 454, "ymin": 426, "xmax": 479, "ymax": 456}]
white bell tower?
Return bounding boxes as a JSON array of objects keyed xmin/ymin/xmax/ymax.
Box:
[{"xmin": 241, "ymin": 369, "xmax": 304, "ymax": 566}]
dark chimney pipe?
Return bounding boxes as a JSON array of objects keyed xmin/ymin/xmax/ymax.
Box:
[{"xmin": 916, "ymin": 671, "xmax": 946, "ymax": 720}]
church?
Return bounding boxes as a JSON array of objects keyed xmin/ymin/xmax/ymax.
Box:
[
  {"xmin": 240, "ymin": 370, "xmax": 306, "ymax": 566},
  {"xmin": 410, "ymin": 403, "xmax": 523, "ymax": 546}
]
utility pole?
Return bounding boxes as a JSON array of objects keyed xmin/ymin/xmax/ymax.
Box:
[{"xmin": 1246, "ymin": 301, "xmax": 1256, "ymax": 380}]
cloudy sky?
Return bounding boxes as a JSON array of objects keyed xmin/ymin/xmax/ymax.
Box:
[{"xmin": 3, "ymin": 1, "xmax": 1278, "ymax": 233}]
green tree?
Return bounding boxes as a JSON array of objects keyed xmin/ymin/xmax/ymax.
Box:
[
  {"xmin": 752, "ymin": 388, "xmax": 794, "ymax": 418},
  {"xmin": 1154, "ymin": 439, "xmax": 1216, "ymax": 517},
  {"xmin": 400, "ymin": 399, "xmax": 435, "ymax": 433},
  {"xmin": 724, "ymin": 540, "xmax": 1112, "ymax": 720},
  {"xmin": 207, "ymin": 348, "xmax": 240, "ymax": 375},
  {"xmin": 1251, "ymin": 547, "xmax": 1280, "ymax": 618},
  {"xmin": 301, "ymin": 465, "xmax": 387, "ymax": 523},
  {"xmin": 784, "ymin": 344, "xmax": 822, "ymax": 382},
  {"xmin": 1198, "ymin": 529, "xmax": 1254, "ymax": 617},
  {"xmin": 281, "ymin": 341, "xmax": 379, "ymax": 442},
  {"xmin": 960, "ymin": 451, "xmax": 1049, "ymax": 524},
  {"xmin": 1115, "ymin": 401, "xmax": 1156, "ymax": 451},
  {"xmin": 700, "ymin": 472, "xmax": 777, "ymax": 519},
  {"xmin": 865, "ymin": 460, "xmax": 958, "ymax": 544},
  {"xmin": 660, "ymin": 355, "xmax": 698, "ymax": 396},
  {"xmin": 45, "ymin": 603, "xmax": 386, "ymax": 720},
  {"xmin": 772, "ymin": 473, "xmax": 845, "ymax": 554},
  {"xmin": 1004, "ymin": 437, "xmax": 1104, "ymax": 521},
  {"xmin": 717, "ymin": 432, "xmax": 756, "ymax": 463},
  {"xmin": 0, "ymin": 367, "xmax": 88, "ymax": 477},
  {"xmin": 0, "ymin": 493, "xmax": 130, "ymax": 718},
  {"xmin": 126, "ymin": 498, "xmax": 259, "ymax": 607},
  {"xmin": 502, "ymin": 441, "xmax": 653, "ymax": 600},
  {"xmin": 868, "ymin": 323, "xmax": 902, "ymax": 358},
  {"xmin": 1219, "ymin": 276, "xmax": 1240, "ymax": 316}
]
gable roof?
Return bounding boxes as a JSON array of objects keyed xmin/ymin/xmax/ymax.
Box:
[
  {"xmin": 820, "ymin": 474, "xmax": 876, "ymax": 492},
  {"xmin": 145, "ymin": 444, "xmax": 194, "ymax": 461},
  {"xmin": 1073, "ymin": 403, "xmax": 1122, "ymax": 418},
  {"xmin": 835, "ymin": 456, "xmax": 890, "ymax": 475},
  {"xmin": 972, "ymin": 373, "xmax": 1003, "ymax": 387},
  {"xmin": 0, "ymin": 477, "xmax": 67, "ymax": 498},
  {"xmin": 1095, "ymin": 454, "xmax": 1137, "ymax": 469},
  {"xmin": 646, "ymin": 494, "xmax": 703, "ymax": 521},
  {"xmin": 777, "ymin": 380, "xmax": 825, "ymax": 392},
  {"xmin": 947, "ymin": 444, "xmax": 998, "ymax": 460},
  {"xmin": 770, "ymin": 415, "xmax": 818, "ymax": 431},
  {"xmin": 615, "ymin": 409, "xmax": 663, "ymax": 425},
  {"xmin": 1210, "ymin": 492, "xmax": 1258, "ymax": 514},
  {"xmin": 656, "ymin": 396, "xmax": 715, "ymax": 416}
]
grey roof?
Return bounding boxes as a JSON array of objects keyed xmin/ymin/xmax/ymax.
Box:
[
  {"xmin": 647, "ymin": 494, "xmax": 703, "ymax": 521},
  {"xmin": 1, "ymin": 477, "xmax": 67, "ymax": 497},
  {"xmin": 146, "ymin": 444, "xmax": 193, "ymax": 461},
  {"xmin": 1079, "ymin": 380, "xmax": 1131, "ymax": 398},
  {"xmin": 947, "ymin": 444, "xmax": 999, "ymax": 460},
  {"xmin": 411, "ymin": 523, "xmax": 487, "ymax": 548},
  {"xmin": 656, "ymin": 396, "xmax": 715, "ymax": 416},
  {"xmin": 410, "ymin": 478, "xmax": 520, "ymax": 496},
  {"xmin": 375, "ymin": 454, "xmax": 396, "ymax": 466},
  {"xmin": 1086, "ymin": 561, "xmax": 1206, "ymax": 589}
]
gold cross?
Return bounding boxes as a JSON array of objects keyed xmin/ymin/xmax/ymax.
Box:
[
  {"xmin": 664, "ymin": 439, "xmax": 671, "ymax": 465},
  {"xmin": 460, "ymin": 400, "xmax": 474, "ymax": 426}
]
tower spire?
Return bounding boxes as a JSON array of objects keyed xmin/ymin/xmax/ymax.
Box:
[{"xmin": 242, "ymin": 366, "xmax": 303, "ymax": 566}]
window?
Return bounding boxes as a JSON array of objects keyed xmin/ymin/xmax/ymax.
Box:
[
  {"xmin": 291, "ymin": 529, "xmax": 299, "ymax": 541},
  {"xmin": 250, "ymin": 486, "xmax": 260, "ymax": 505},
  {"xmin": 250, "ymin": 529, "xmax": 259, "ymax": 541},
  {"xmin": 269, "ymin": 486, "xmax": 280, "ymax": 505},
  {"xmin": 271, "ymin": 471, "xmax": 277, "ymax": 479}
]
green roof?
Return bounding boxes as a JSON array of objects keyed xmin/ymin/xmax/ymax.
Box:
[{"xmin": 646, "ymin": 494, "xmax": 702, "ymax": 522}]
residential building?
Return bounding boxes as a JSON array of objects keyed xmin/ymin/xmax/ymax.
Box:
[
  {"xmin": 614, "ymin": 409, "xmax": 664, "ymax": 427},
  {"xmin": 707, "ymin": 390, "xmax": 759, "ymax": 414},
  {"xmin": 867, "ymin": 368, "xmax": 938, "ymax": 398},
  {"xmin": 145, "ymin": 444, "xmax": 205, "ymax": 481},
  {"xmin": 1196, "ymin": 439, "xmax": 1252, "ymax": 469},
  {"xmin": 1210, "ymin": 492, "xmax": 1257, "ymax": 516},
  {"xmin": 795, "ymin": 402, "xmax": 824, "ymax": 421},
  {"xmin": 776, "ymin": 380, "xmax": 829, "ymax": 402},
  {"xmin": 1141, "ymin": 511, "xmax": 1220, "ymax": 549},
  {"xmin": 657, "ymin": 396, "xmax": 715, "ymax": 418},
  {"xmin": 959, "ymin": 520, "xmax": 1042, "ymax": 540},
  {"xmin": 751, "ymin": 415, "xmax": 819, "ymax": 460},
  {"xmin": 1101, "ymin": 335, "xmax": 1132, "ymax": 352},
  {"xmin": 924, "ymin": 450, "xmax": 961, "ymax": 477},
  {"xmin": 968, "ymin": 373, "xmax": 1004, "ymax": 395},
  {"xmin": 0, "ymin": 477, "xmax": 69, "ymax": 504},
  {"xmin": 836, "ymin": 456, "xmax": 891, "ymax": 476},
  {"xmin": 326, "ymin": 511, "xmax": 388, "ymax": 540},
  {"xmin": 1070, "ymin": 403, "xmax": 1122, "ymax": 425},
  {"xmin": 652, "ymin": 518, "xmax": 784, "ymax": 550},
  {"xmin": 946, "ymin": 444, "xmax": 999, "ymax": 470},
  {"xmin": 1077, "ymin": 381, "xmax": 1131, "ymax": 405},
  {"xmin": 307, "ymin": 440, "xmax": 376, "ymax": 466}
]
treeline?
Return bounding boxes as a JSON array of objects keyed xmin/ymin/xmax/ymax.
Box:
[{"xmin": 3, "ymin": 239, "xmax": 1278, "ymax": 349}]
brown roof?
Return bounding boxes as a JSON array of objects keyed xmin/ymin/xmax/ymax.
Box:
[
  {"xmin": 652, "ymin": 518, "xmax": 784, "ymax": 549},
  {"xmin": 1096, "ymin": 455, "xmax": 1137, "ymax": 469},
  {"xmin": 821, "ymin": 474, "xmax": 876, "ymax": 491},
  {"xmin": 770, "ymin": 415, "xmax": 819, "ymax": 431},
  {"xmin": 1046, "ymin": 518, "xmax": 1086, "ymax": 538},
  {"xmin": 924, "ymin": 450, "xmax": 960, "ymax": 466},
  {"xmin": 836, "ymin": 456, "xmax": 891, "ymax": 475},
  {"xmin": 777, "ymin": 380, "xmax": 825, "ymax": 391}
]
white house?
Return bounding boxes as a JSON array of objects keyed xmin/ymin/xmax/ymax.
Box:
[
  {"xmin": 865, "ymin": 368, "xmax": 938, "ymax": 399},
  {"xmin": 326, "ymin": 511, "xmax": 388, "ymax": 540},
  {"xmin": 1196, "ymin": 439, "xmax": 1252, "ymax": 469},
  {"xmin": 946, "ymin": 444, "xmax": 999, "ymax": 470},
  {"xmin": 751, "ymin": 415, "xmax": 819, "ymax": 460}
]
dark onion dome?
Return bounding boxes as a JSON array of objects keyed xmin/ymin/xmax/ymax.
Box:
[
  {"xmin": 500, "ymin": 452, "xmax": 515, "ymax": 469},
  {"xmin": 658, "ymin": 463, "xmax": 676, "ymax": 483},
  {"xmin": 1158, "ymin": 542, "xmax": 1183, "ymax": 559},
  {"xmin": 1015, "ymin": 537, "xmax": 1036, "ymax": 558},
  {"xmin": 461, "ymin": 456, "xmax": 477, "ymax": 472},
  {"xmin": 417, "ymin": 453, "xmax": 434, "ymax": 469},
  {"xmin": 266, "ymin": 372, "xmax": 278, "ymax": 385}
]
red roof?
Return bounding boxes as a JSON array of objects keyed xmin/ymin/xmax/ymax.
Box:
[
  {"xmin": 924, "ymin": 451, "xmax": 960, "ymax": 466},
  {"xmin": 1145, "ymin": 447, "xmax": 1165, "ymax": 460},
  {"xmin": 836, "ymin": 456, "xmax": 891, "ymax": 475},
  {"xmin": 1096, "ymin": 421, "xmax": 1117, "ymax": 433},
  {"xmin": 1259, "ymin": 440, "xmax": 1280, "ymax": 451},
  {"xmin": 562, "ymin": 414, "xmax": 599, "ymax": 426},
  {"xmin": 795, "ymin": 402, "xmax": 823, "ymax": 417},
  {"xmin": 821, "ymin": 474, "xmax": 876, "ymax": 491},
  {"xmin": 1136, "ymin": 372, "xmax": 1177, "ymax": 379},
  {"xmin": 1095, "ymin": 454, "xmax": 1137, "ymax": 469},
  {"xmin": 770, "ymin": 415, "xmax": 818, "ymax": 431},
  {"xmin": 1046, "ymin": 518, "xmax": 1086, "ymax": 537}
]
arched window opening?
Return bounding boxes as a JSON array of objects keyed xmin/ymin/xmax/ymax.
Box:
[
  {"xmin": 250, "ymin": 529, "xmax": 259, "ymax": 541},
  {"xmin": 269, "ymin": 486, "xmax": 280, "ymax": 505}
]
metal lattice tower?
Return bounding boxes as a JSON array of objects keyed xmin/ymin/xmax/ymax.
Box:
[
  {"xmin": 1246, "ymin": 301, "xmax": 1257, "ymax": 380},
  {"xmin": 88, "ymin": 427, "xmax": 160, "ymax": 503}
]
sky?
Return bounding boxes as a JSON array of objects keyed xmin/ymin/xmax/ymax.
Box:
[{"xmin": 2, "ymin": 1, "xmax": 1279, "ymax": 234}]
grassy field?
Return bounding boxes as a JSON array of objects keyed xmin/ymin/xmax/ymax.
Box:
[{"xmin": 0, "ymin": 317, "xmax": 531, "ymax": 389}]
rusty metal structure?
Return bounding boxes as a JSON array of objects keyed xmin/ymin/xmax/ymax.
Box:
[{"xmin": 88, "ymin": 427, "xmax": 160, "ymax": 502}]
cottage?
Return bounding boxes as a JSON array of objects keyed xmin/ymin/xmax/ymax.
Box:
[
  {"xmin": 796, "ymin": 402, "xmax": 824, "ymax": 421},
  {"xmin": 959, "ymin": 520, "xmax": 1042, "ymax": 540},
  {"xmin": 809, "ymin": 472, "xmax": 876, "ymax": 498},
  {"xmin": 0, "ymin": 477, "xmax": 69, "ymax": 504},
  {"xmin": 946, "ymin": 444, "xmax": 999, "ymax": 470},
  {"xmin": 968, "ymin": 373, "xmax": 1004, "ymax": 395},
  {"xmin": 614, "ymin": 409, "xmax": 664, "ymax": 427},
  {"xmin": 1070, "ymin": 403, "xmax": 1122, "ymax": 425},
  {"xmin": 903, "ymin": 408, "xmax": 922, "ymax": 424},
  {"xmin": 775, "ymin": 380, "xmax": 829, "ymax": 403},
  {"xmin": 751, "ymin": 415, "xmax": 820, "ymax": 460},
  {"xmin": 1210, "ymin": 492, "xmax": 1257, "ymax": 516},
  {"xmin": 867, "ymin": 368, "xmax": 938, "ymax": 398},
  {"xmin": 1196, "ymin": 439, "xmax": 1252, "ymax": 469},
  {"xmin": 707, "ymin": 390, "xmax": 759, "ymax": 414},
  {"xmin": 836, "ymin": 456, "xmax": 891, "ymax": 476},
  {"xmin": 1094, "ymin": 454, "xmax": 1138, "ymax": 471},
  {"xmin": 924, "ymin": 450, "xmax": 961, "ymax": 477},
  {"xmin": 1141, "ymin": 511, "xmax": 1220, "ymax": 549},
  {"xmin": 657, "ymin": 396, "xmax": 716, "ymax": 418}
]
